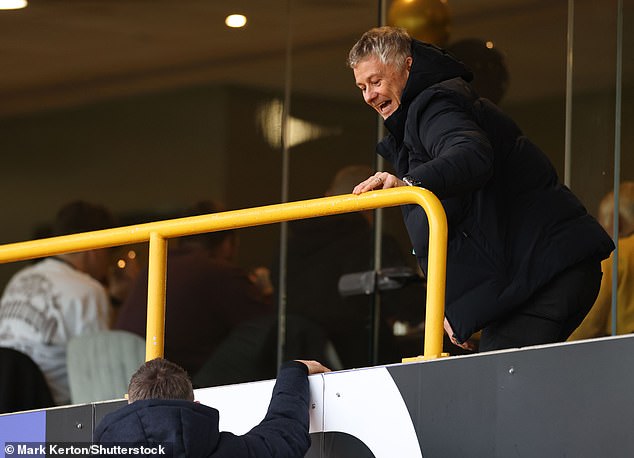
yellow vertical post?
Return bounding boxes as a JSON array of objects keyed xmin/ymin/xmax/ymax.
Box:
[
  {"xmin": 146, "ymin": 232, "xmax": 168, "ymax": 361},
  {"xmin": 419, "ymin": 190, "xmax": 448, "ymax": 360},
  {"xmin": 402, "ymin": 188, "xmax": 448, "ymax": 362}
]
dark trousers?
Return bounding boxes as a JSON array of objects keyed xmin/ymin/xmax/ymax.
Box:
[{"xmin": 479, "ymin": 258, "xmax": 603, "ymax": 352}]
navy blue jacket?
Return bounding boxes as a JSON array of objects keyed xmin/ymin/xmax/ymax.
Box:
[
  {"xmin": 378, "ymin": 40, "xmax": 615, "ymax": 342},
  {"xmin": 94, "ymin": 362, "xmax": 311, "ymax": 458}
]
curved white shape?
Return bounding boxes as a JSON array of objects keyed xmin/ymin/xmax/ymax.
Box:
[{"xmin": 317, "ymin": 367, "xmax": 422, "ymax": 458}]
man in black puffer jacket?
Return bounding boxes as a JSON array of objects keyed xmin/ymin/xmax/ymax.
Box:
[
  {"xmin": 348, "ymin": 26, "xmax": 614, "ymax": 352},
  {"xmin": 95, "ymin": 358, "xmax": 329, "ymax": 457}
]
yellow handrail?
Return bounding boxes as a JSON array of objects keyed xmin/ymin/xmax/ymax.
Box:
[{"xmin": 0, "ymin": 187, "xmax": 448, "ymax": 361}]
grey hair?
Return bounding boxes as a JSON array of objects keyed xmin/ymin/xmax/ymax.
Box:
[{"xmin": 347, "ymin": 26, "xmax": 412, "ymax": 70}]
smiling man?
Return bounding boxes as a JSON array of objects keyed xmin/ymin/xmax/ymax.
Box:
[
  {"xmin": 347, "ymin": 26, "xmax": 614, "ymax": 352},
  {"xmin": 354, "ymin": 54, "xmax": 411, "ymax": 119}
]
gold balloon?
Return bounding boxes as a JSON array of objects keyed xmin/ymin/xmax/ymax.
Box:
[{"xmin": 387, "ymin": 0, "xmax": 451, "ymax": 47}]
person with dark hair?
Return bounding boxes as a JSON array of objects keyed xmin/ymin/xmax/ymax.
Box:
[
  {"xmin": 0, "ymin": 200, "xmax": 115, "ymax": 404},
  {"xmin": 177, "ymin": 200, "xmax": 238, "ymax": 262},
  {"xmin": 348, "ymin": 26, "xmax": 614, "ymax": 352},
  {"xmin": 126, "ymin": 358, "xmax": 195, "ymax": 402},
  {"xmin": 95, "ymin": 357, "xmax": 330, "ymax": 458},
  {"xmin": 115, "ymin": 200, "xmax": 273, "ymax": 377}
]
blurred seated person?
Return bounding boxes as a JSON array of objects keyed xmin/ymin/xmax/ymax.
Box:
[
  {"xmin": 270, "ymin": 165, "xmax": 428, "ymax": 369},
  {"xmin": 0, "ymin": 200, "xmax": 114, "ymax": 405},
  {"xmin": 95, "ymin": 357, "xmax": 329, "ymax": 458},
  {"xmin": 115, "ymin": 200, "xmax": 273, "ymax": 377},
  {"xmin": 569, "ymin": 182, "xmax": 634, "ymax": 340}
]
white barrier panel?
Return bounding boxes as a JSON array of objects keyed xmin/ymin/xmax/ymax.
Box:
[{"xmin": 195, "ymin": 365, "xmax": 422, "ymax": 457}]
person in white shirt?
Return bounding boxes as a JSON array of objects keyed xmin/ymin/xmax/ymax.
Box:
[{"xmin": 0, "ymin": 201, "xmax": 114, "ymax": 405}]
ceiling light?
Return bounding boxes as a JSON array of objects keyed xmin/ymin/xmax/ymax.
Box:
[
  {"xmin": 225, "ymin": 14, "xmax": 247, "ymax": 28},
  {"xmin": 0, "ymin": 0, "xmax": 27, "ymax": 10}
]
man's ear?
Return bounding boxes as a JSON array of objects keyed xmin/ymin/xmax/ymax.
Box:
[{"xmin": 406, "ymin": 56, "xmax": 413, "ymax": 72}]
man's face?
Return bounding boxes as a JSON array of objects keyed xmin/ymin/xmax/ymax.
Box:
[{"xmin": 353, "ymin": 55, "xmax": 412, "ymax": 120}]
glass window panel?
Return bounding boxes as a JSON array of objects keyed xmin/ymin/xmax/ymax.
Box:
[{"xmin": 281, "ymin": 0, "xmax": 382, "ymax": 369}]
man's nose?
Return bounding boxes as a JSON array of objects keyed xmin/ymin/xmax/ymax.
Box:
[{"xmin": 363, "ymin": 88, "xmax": 376, "ymax": 104}]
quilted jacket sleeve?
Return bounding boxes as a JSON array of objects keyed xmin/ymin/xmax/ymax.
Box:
[{"xmin": 211, "ymin": 361, "xmax": 311, "ymax": 458}]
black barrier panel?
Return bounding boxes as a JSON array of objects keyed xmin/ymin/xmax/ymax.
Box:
[
  {"xmin": 387, "ymin": 336, "xmax": 634, "ymax": 457},
  {"xmin": 46, "ymin": 404, "xmax": 93, "ymax": 443}
]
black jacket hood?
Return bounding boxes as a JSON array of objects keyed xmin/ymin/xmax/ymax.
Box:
[
  {"xmin": 385, "ymin": 39, "xmax": 473, "ymax": 142},
  {"xmin": 95, "ymin": 399, "xmax": 220, "ymax": 457}
]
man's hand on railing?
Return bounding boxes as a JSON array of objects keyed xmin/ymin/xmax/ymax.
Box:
[{"xmin": 352, "ymin": 172, "xmax": 406, "ymax": 194}]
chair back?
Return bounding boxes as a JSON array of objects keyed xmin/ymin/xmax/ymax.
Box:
[
  {"xmin": 67, "ymin": 330, "xmax": 145, "ymax": 404},
  {"xmin": 0, "ymin": 346, "xmax": 55, "ymax": 414}
]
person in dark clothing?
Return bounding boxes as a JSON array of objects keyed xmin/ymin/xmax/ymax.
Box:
[
  {"xmin": 114, "ymin": 201, "xmax": 273, "ymax": 376},
  {"xmin": 95, "ymin": 357, "xmax": 330, "ymax": 458},
  {"xmin": 0, "ymin": 347, "xmax": 54, "ymax": 414},
  {"xmin": 348, "ymin": 26, "xmax": 615, "ymax": 351}
]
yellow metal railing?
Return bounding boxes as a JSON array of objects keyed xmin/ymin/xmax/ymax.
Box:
[{"xmin": 0, "ymin": 187, "xmax": 448, "ymax": 361}]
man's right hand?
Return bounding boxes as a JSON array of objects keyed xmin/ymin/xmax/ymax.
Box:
[{"xmin": 296, "ymin": 360, "xmax": 331, "ymax": 375}]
